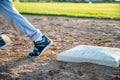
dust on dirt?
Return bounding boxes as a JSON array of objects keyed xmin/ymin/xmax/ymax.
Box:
[{"xmin": 0, "ymin": 15, "xmax": 120, "ymax": 80}]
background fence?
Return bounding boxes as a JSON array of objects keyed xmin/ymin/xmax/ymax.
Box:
[{"xmin": 13, "ymin": 0, "xmax": 120, "ymax": 2}]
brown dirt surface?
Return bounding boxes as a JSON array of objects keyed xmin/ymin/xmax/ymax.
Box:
[{"xmin": 0, "ymin": 15, "xmax": 120, "ymax": 80}]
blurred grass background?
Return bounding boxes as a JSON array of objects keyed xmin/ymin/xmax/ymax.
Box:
[{"xmin": 14, "ymin": 3, "xmax": 120, "ymax": 20}]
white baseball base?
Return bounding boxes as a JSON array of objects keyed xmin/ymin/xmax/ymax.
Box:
[{"xmin": 57, "ymin": 45, "xmax": 120, "ymax": 67}]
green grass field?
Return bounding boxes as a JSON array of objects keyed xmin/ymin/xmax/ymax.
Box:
[{"xmin": 14, "ymin": 3, "xmax": 120, "ymax": 20}]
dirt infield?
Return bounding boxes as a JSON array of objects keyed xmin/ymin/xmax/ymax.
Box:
[{"xmin": 0, "ymin": 15, "xmax": 120, "ymax": 80}]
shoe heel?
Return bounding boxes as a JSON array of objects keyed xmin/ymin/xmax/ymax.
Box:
[{"xmin": 0, "ymin": 34, "xmax": 12, "ymax": 48}]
